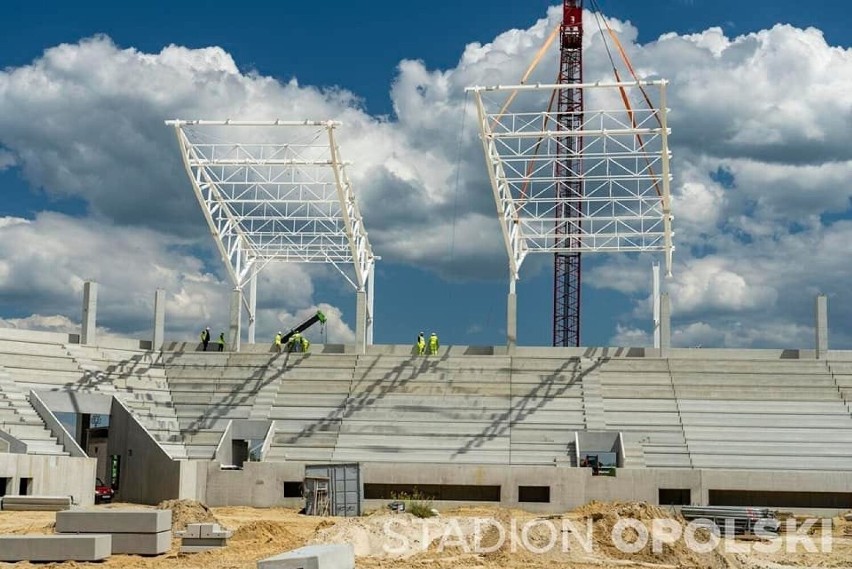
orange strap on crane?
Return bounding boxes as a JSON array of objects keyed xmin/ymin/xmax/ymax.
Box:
[{"xmin": 490, "ymin": 22, "xmax": 560, "ymax": 132}]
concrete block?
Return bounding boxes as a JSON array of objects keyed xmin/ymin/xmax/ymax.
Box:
[
  {"xmin": 110, "ymin": 531, "xmax": 172, "ymax": 555},
  {"xmin": 175, "ymin": 525, "xmax": 200, "ymax": 539},
  {"xmin": 0, "ymin": 534, "xmax": 111, "ymax": 562},
  {"xmin": 257, "ymin": 544, "xmax": 355, "ymax": 569},
  {"xmin": 0, "ymin": 495, "xmax": 72, "ymax": 511},
  {"xmin": 200, "ymin": 523, "xmax": 233, "ymax": 538},
  {"xmin": 180, "ymin": 545, "xmax": 226, "ymax": 553},
  {"xmin": 56, "ymin": 509, "xmax": 172, "ymax": 533},
  {"xmin": 182, "ymin": 537, "xmax": 228, "ymax": 547}
]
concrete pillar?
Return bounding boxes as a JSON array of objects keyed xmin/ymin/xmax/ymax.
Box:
[
  {"xmin": 152, "ymin": 289, "xmax": 165, "ymax": 351},
  {"xmin": 507, "ymin": 292, "xmax": 517, "ymax": 353},
  {"xmin": 815, "ymin": 294, "xmax": 828, "ymax": 359},
  {"xmin": 247, "ymin": 271, "xmax": 257, "ymax": 345},
  {"xmin": 652, "ymin": 262, "xmax": 661, "ymax": 349},
  {"xmin": 229, "ymin": 289, "xmax": 241, "ymax": 352},
  {"xmin": 355, "ymin": 289, "xmax": 367, "ymax": 354},
  {"xmin": 659, "ymin": 293, "xmax": 671, "ymax": 358},
  {"xmin": 81, "ymin": 281, "xmax": 98, "ymax": 345},
  {"xmin": 366, "ymin": 267, "xmax": 375, "ymax": 345}
]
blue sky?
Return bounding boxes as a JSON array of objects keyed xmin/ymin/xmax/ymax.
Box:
[{"xmin": 0, "ymin": 1, "xmax": 851, "ymax": 348}]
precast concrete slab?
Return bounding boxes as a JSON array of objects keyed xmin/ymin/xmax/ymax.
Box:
[
  {"xmin": 56, "ymin": 509, "xmax": 172, "ymax": 533},
  {"xmin": 110, "ymin": 531, "xmax": 172, "ymax": 555},
  {"xmin": 0, "ymin": 495, "xmax": 72, "ymax": 511},
  {"xmin": 257, "ymin": 544, "xmax": 355, "ymax": 569},
  {"xmin": 0, "ymin": 534, "xmax": 111, "ymax": 562}
]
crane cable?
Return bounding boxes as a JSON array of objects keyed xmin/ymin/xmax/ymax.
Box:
[{"xmin": 589, "ymin": 0, "xmax": 663, "ymax": 197}]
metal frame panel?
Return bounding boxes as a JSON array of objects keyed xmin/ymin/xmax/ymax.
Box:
[
  {"xmin": 467, "ymin": 81, "xmax": 674, "ymax": 281},
  {"xmin": 166, "ymin": 120, "xmax": 376, "ymax": 348}
]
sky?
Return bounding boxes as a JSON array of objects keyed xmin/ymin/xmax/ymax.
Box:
[{"xmin": 0, "ymin": 0, "xmax": 851, "ymax": 349}]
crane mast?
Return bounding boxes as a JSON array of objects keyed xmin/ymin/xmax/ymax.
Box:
[{"xmin": 553, "ymin": 0, "xmax": 584, "ymax": 347}]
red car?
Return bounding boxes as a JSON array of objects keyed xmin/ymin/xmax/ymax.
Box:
[{"xmin": 95, "ymin": 478, "xmax": 114, "ymax": 504}]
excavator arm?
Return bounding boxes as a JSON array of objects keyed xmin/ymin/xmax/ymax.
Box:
[{"xmin": 281, "ymin": 310, "xmax": 327, "ymax": 344}]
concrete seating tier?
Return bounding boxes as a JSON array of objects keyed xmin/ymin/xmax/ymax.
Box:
[{"xmin": 671, "ymin": 358, "xmax": 852, "ymax": 471}]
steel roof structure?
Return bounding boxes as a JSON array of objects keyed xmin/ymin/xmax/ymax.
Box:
[
  {"xmin": 166, "ymin": 119, "xmax": 376, "ymax": 350},
  {"xmin": 466, "ymin": 80, "xmax": 674, "ymax": 346}
]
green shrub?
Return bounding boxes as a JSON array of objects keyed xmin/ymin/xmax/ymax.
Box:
[{"xmin": 391, "ymin": 490, "xmax": 437, "ymax": 519}]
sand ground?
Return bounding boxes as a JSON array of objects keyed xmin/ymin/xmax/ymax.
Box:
[{"xmin": 1, "ymin": 500, "xmax": 850, "ymax": 568}]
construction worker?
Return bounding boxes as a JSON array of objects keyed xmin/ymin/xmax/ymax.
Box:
[
  {"xmin": 429, "ymin": 332, "xmax": 439, "ymax": 355},
  {"xmin": 200, "ymin": 327, "xmax": 210, "ymax": 351},
  {"xmin": 217, "ymin": 332, "xmax": 225, "ymax": 352},
  {"xmin": 274, "ymin": 331, "xmax": 283, "ymax": 353},
  {"xmin": 301, "ymin": 336, "xmax": 310, "ymax": 353},
  {"xmin": 416, "ymin": 332, "xmax": 426, "ymax": 356},
  {"xmin": 290, "ymin": 331, "xmax": 302, "ymax": 352}
]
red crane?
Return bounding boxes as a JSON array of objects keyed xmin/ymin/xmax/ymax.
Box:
[{"xmin": 553, "ymin": 0, "xmax": 584, "ymax": 347}]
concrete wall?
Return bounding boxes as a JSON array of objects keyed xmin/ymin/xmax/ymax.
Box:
[
  {"xmin": 107, "ymin": 399, "xmax": 180, "ymax": 505},
  {"xmin": 201, "ymin": 460, "xmax": 852, "ymax": 515},
  {"xmin": 0, "ymin": 453, "xmax": 96, "ymax": 506},
  {"xmin": 205, "ymin": 461, "xmax": 305, "ymax": 507}
]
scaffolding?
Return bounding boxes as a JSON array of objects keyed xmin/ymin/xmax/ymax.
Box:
[{"xmin": 165, "ymin": 120, "xmax": 376, "ymax": 351}]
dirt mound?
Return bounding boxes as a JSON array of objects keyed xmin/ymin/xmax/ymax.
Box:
[
  {"xmin": 575, "ymin": 501, "xmax": 735, "ymax": 569},
  {"xmin": 233, "ymin": 520, "xmax": 301, "ymax": 548},
  {"xmin": 157, "ymin": 499, "xmax": 218, "ymax": 531}
]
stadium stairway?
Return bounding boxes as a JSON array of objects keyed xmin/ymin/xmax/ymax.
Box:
[
  {"xmin": 63, "ymin": 344, "xmax": 187, "ymax": 460},
  {"xmin": 327, "ymin": 354, "xmax": 512, "ymax": 465},
  {"xmin": 263, "ymin": 352, "xmax": 357, "ymax": 462},
  {"xmin": 161, "ymin": 351, "xmax": 235, "ymax": 459},
  {"xmin": 507, "ymin": 356, "xmax": 586, "ymax": 466},
  {"xmin": 0, "ymin": 366, "xmax": 67, "ymax": 456},
  {"xmin": 597, "ymin": 358, "xmax": 691, "ymax": 469}
]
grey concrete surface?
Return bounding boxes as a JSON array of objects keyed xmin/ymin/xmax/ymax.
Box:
[
  {"xmin": 257, "ymin": 544, "xmax": 355, "ymax": 569},
  {"xmin": 110, "ymin": 531, "xmax": 172, "ymax": 555},
  {"xmin": 81, "ymin": 281, "xmax": 97, "ymax": 346},
  {"xmin": 153, "ymin": 288, "xmax": 166, "ymax": 351},
  {"xmin": 816, "ymin": 294, "xmax": 828, "ymax": 359},
  {"xmin": 56, "ymin": 509, "xmax": 172, "ymax": 533},
  {"xmin": 0, "ymin": 534, "xmax": 111, "ymax": 561},
  {"xmin": 1, "ymin": 495, "xmax": 72, "ymax": 511}
]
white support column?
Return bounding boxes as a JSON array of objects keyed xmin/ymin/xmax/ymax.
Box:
[
  {"xmin": 366, "ymin": 265, "xmax": 375, "ymax": 345},
  {"xmin": 153, "ymin": 288, "xmax": 165, "ymax": 351},
  {"xmin": 355, "ymin": 289, "xmax": 367, "ymax": 354},
  {"xmin": 653, "ymin": 262, "xmax": 661, "ymax": 349},
  {"xmin": 247, "ymin": 269, "xmax": 257, "ymax": 345},
  {"xmin": 229, "ymin": 288, "xmax": 241, "ymax": 352},
  {"xmin": 81, "ymin": 281, "xmax": 98, "ymax": 346},
  {"xmin": 815, "ymin": 294, "xmax": 828, "ymax": 359},
  {"xmin": 659, "ymin": 293, "xmax": 671, "ymax": 358},
  {"xmin": 507, "ymin": 277, "xmax": 518, "ymax": 353}
]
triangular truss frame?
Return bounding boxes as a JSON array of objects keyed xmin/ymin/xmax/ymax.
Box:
[
  {"xmin": 466, "ymin": 80, "xmax": 674, "ymax": 282},
  {"xmin": 165, "ymin": 119, "xmax": 376, "ymax": 350}
]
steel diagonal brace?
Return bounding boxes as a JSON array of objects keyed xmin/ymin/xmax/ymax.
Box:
[
  {"xmin": 470, "ymin": 90, "xmax": 526, "ymax": 281},
  {"xmin": 172, "ymin": 125, "xmax": 257, "ymax": 290},
  {"xmin": 326, "ymin": 123, "xmax": 375, "ymax": 290}
]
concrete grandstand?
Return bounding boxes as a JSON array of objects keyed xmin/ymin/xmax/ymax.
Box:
[{"xmin": 2, "ymin": 289, "xmax": 851, "ymax": 514}]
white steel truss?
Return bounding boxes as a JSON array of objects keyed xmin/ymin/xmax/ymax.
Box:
[
  {"xmin": 166, "ymin": 119, "xmax": 376, "ymax": 350},
  {"xmin": 466, "ymin": 81, "xmax": 674, "ymax": 281}
]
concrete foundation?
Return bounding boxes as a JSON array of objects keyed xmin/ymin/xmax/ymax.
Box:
[
  {"xmin": 0, "ymin": 535, "xmax": 112, "ymax": 562},
  {"xmin": 257, "ymin": 544, "xmax": 355, "ymax": 569}
]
